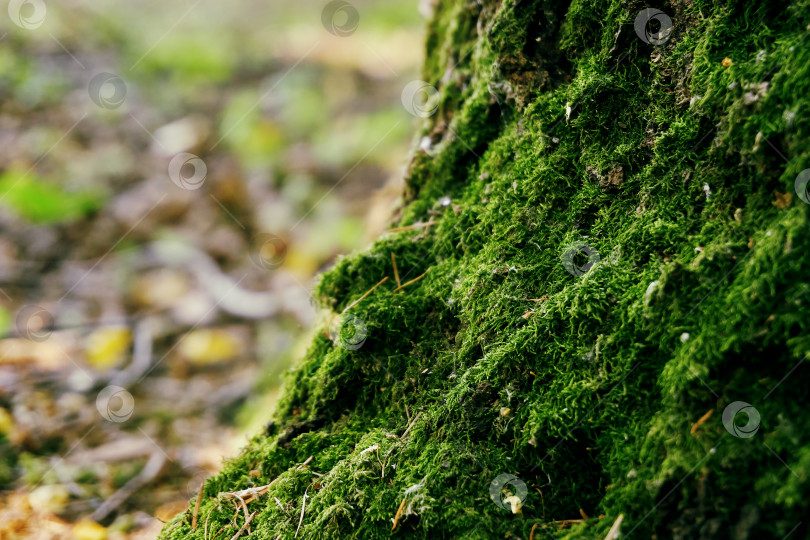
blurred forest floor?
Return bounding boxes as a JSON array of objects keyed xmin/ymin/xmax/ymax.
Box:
[{"xmin": 0, "ymin": 0, "xmax": 421, "ymax": 537}]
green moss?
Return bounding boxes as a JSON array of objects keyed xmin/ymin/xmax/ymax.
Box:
[{"xmin": 160, "ymin": 0, "xmax": 810, "ymax": 537}]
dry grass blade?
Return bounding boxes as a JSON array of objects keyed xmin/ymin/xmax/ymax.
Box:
[
  {"xmin": 603, "ymin": 514, "xmax": 624, "ymax": 539},
  {"xmin": 192, "ymin": 480, "xmax": 205, "ymax": 531}
]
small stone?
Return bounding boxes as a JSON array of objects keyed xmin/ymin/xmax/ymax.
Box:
[
  {"xmin": 721, "ymin": 57, "xmax": 733, "ymax": 67},
  {"xmin": 680, "ymin": 332, "xmax": 690, "ymax": 343}
]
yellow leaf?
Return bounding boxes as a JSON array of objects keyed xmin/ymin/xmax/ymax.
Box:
[
  {"xmin": 179, "ymin": 329, "xmax": 242, "ymax": 364},
  {"xmin": 72, "ymin": 518, "xmax": 108, "ymax": 540},
  {"xmin": 0, "ymin": 407, "xmax": 13, "ymax": 437},
  {"xmin": 29, "ymin": 484, "xmax": 70, "ymax": 514},
  {"xmin": 85, "ymin": 327, "xmax": 132, "ymax": 370}
]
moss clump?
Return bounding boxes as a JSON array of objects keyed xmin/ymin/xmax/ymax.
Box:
[{"xmin": 160, "ymin": 0, "xmax": 810, "ymax": 537}]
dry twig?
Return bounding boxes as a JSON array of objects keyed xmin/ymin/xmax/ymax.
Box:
[
  {"xmin": 229, "ymin": 511, "xmax": 257, "ymax": 540},
  {"xmin": 400, "ymin": 412, "xmax": 421, "ymax": 439},
  {"xmin": 222, "ymin": 479, "xmax": 279, "ymax": 505}
]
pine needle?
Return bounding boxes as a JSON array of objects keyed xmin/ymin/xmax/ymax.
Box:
[
  {"xmin": 391, "ymin": 252, "xmax": 401, "ymax": 288},
  {"xmin": 342, "ymin": 276, "xmax": 389, "ymax": 314},
  {"xmin": 391, "ymin": 497, "xmax": 407, "ymax": 531},
  {"xmin": 690, "ymin": 409, "xmax": 713, "ymax": 435},
  {"xmin": 393, "ymin": 271, "xmax": 427, "ymax": 293}
]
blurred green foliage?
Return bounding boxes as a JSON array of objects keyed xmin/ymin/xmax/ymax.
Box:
[{"xmin": 0, "ymin": 170, "xmax": 103, "ymax": 224}]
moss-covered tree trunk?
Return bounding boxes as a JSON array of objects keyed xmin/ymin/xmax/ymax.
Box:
[{"xmin": 161, "ymin": 0, "xmax": 810, "ymax": 537}]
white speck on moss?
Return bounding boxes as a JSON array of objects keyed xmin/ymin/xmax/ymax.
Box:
[{"xmin": 680, "ymin": 332, "xmax": 690, "ymax": 342}]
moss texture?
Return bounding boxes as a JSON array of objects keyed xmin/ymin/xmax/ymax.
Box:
[{"xmin": 160, "ymin": 0, "xmax": 810, "ymax": 537}]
